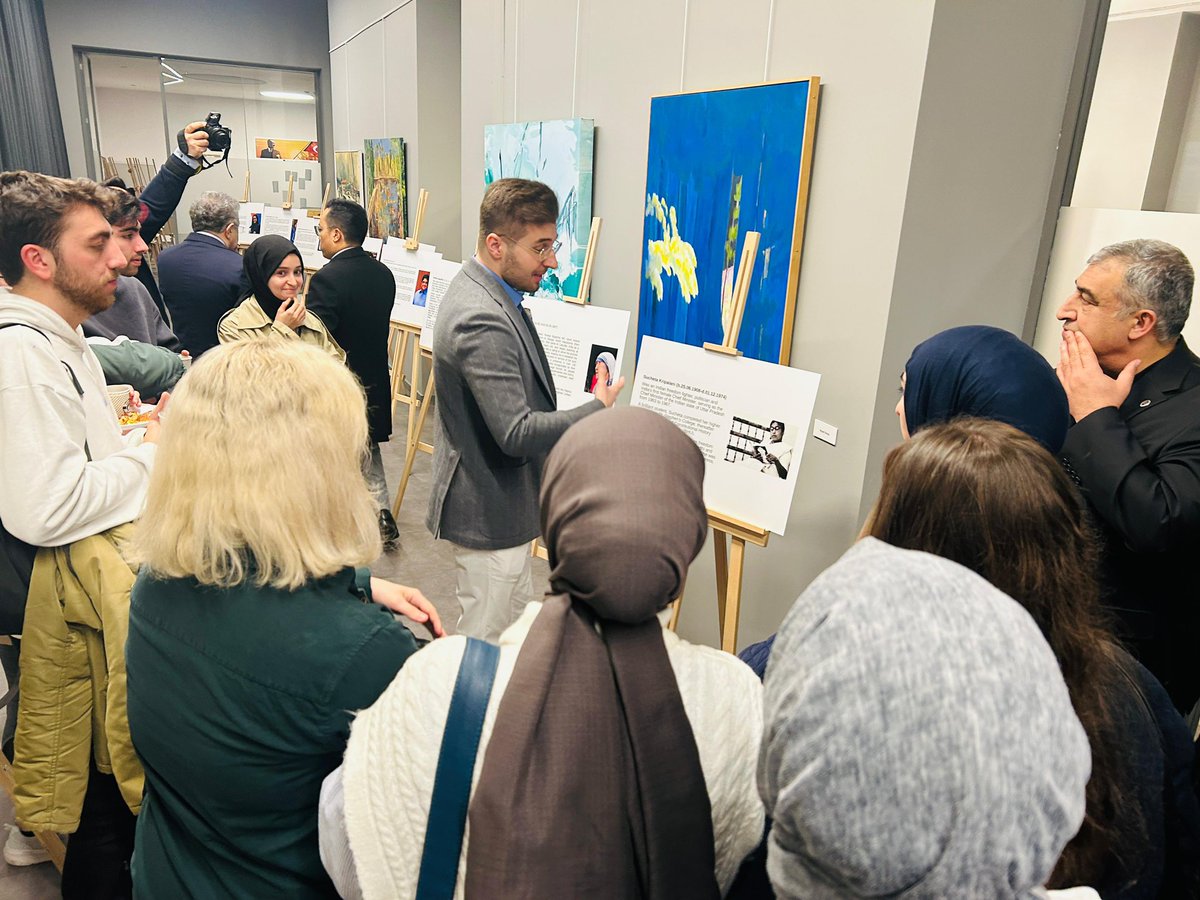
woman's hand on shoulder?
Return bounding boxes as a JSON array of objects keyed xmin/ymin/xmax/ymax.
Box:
[{"xmin": 370, "ymin": 577, "xmax": 445, "ymax": 638}]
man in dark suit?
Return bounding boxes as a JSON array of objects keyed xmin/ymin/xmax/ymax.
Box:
[
  {"xmin": 306, "ymin": 199, "xmax": 400, "ymax": 547},
  {"xmin": 426, "ymin": 179, "xmax": 624, "ymax": 639},
  {"xmin": 1057, "ymin": 239, "xmax": 1200, "ymax": 711},
  {"xmin": 157, "ymin": 192, "xmax": 248, "ymax": 357}
]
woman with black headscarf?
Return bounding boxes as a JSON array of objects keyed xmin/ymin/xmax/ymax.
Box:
[
  {"xmin": 217, "ymin": 234, "xmax": 344, "ymax": 361},
  {"xmin": 320, "ymin": 407, "xmax": 765, "ymax": 898}
]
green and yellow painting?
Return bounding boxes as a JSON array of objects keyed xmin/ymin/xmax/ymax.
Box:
[
  {"xmin": 363, "ymin": 138, "xmax": 407, "ymax": 239},
  {"xmin": 638, "ymin": 80, "xmax": 818, "ymax": 364}
]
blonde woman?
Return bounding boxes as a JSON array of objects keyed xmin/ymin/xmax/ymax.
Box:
[
  {"xmin": 125, "ymin": 341, "xmax": 441, "ymax": 899},
  {"xmin": 217, "ymin": 234, "xmax": 344, "ymax": 361}
]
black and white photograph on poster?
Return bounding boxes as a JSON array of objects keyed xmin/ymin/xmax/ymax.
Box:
[
  {"xmin": 631, "ymin": 336, "xmax": 820, "ymax": 534},
  {"xmin": 584, "ymin": 344, "xmax": 619, "ymax": 393},
  {"xmin": 727, "ymin": 417, "xmax": 792, "ymax": 479},
  {"xmin": 522, "ymin": 298, "xmax": 630, "ymax": 410}
]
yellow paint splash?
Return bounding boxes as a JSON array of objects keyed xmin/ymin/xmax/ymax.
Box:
[{"xmin": 644, "ymin": 193, "xmax": 698, "ymax": 303}]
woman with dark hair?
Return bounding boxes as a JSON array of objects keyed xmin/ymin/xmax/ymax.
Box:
[
  {"xmin": 864, "ymin": 418, "xmax": 1200, "ymax": 898},
  {"xmin": 217, "ymin": 234, "xmax": 344, "ymax": 361},
  {"xmin": 739, "ymin": 325, "xmax": 1070, "ymax": 680}
]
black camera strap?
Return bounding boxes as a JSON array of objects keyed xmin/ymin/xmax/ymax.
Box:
[{"xmin": 177, "ymin": 129, "xmax": 233, "ymax": 176}]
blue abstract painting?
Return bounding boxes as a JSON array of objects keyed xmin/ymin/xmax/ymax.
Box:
[
  {"xmin": 484, "ymin": 118, "xmax": 595, "ymax": 300},
  {"xmin": 638, "ymin": 80, "xmax": 818, "ymax": 364}
]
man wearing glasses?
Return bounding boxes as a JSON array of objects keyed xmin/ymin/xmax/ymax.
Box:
[{"xmin": 426, "ymin": 178, "xmax": 624, "ymax": 640}]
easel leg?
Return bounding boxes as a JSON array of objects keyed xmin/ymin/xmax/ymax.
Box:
[
  {"xmin": 714, "ymin": 530, "xmax": 729, "ymax": 635},
  {"xmin": 408, "ymin": 338, "xmax": 422, "ymax": 455},
  {"xmin": 667, "ymin": 575, "xmax": 687, "ymax": 632},
  {"xmin": 722, "ymin": 537, "xmax": 746, "ymax": 654},
  {"xmin": 0, "ymin": 752, "xmax": 66, "ymax": 872},
  {"xmin": 389, "ymin": 327, "xmax": 407, "ymax": 415},
  {"xmin": 392, "ymin": 372, "xmax": 436, "ymax": 517}
]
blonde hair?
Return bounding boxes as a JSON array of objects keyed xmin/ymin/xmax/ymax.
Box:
[{"xmin": 132, "ymin": 340, "xmax": 381, "ymax": 589}]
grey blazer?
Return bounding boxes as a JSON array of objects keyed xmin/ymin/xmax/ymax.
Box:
[{"xmin": 425, "ymin": 258, "xmax": 603, "ymax": 550}]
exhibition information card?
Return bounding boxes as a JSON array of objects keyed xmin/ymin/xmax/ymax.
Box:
[
  {"xmin": 631, "ymin": 336, "xmax": 820, "ymax": 534},
  {"xmin": 522, "ymin": 298, "xmax": 630, "ymax": 411}
]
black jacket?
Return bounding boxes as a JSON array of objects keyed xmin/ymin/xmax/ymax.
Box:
[
  {"xmin": 157, "ymin": 232, "xmax": 248, "ymax": 358},
  {"xmin": 134, "ymin": 153, "xmax": 197, "ymax": 318},
  {"xmin": 305, "ymin": 247, "xmax": 395, "ymax": 442},
  {"xmin": 1061, "ymin": 338, "xmax": 1200, "ymax": 711}
]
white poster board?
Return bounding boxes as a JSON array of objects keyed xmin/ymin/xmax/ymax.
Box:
[
  {"xmin": 631, "ymin": 336, "xmax": 820, "ymax": 535},
  {"xmin": 291, "ymin": 213, "xmax": 327, "ymax": 269},
  {"xmin": 418, "ymin": 259, "xmax": 464, "ymax": 350},
  {"xmin": 382, "ymin": 241, "xmax": 442, "ymax": 326},
  {"xmin": 523, "ymin": 298, "xmax": 630, "ymax": 410},
  {"xmin": 259, "ymin": 207, "xmax": 297, "ymax": 241},
  {"xmin": 238, "ymin": 202, "xmax": 264, "ymax": 243}
]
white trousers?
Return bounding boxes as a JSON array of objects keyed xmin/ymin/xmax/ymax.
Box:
[{"xmin": 452, "ymin": 543, "xmax": 533, "ymax": 641}]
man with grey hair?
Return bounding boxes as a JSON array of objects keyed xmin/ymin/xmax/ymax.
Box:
[
  {"xmin": 157, "ymin": 190, "xmax": 248, "ymax": 357},
  {"xmin": 1057, "ymin": 238, "xmax": 1200, "ymax": 710}
]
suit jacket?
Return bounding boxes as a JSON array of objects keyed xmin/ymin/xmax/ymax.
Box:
[
  {"xmin": 1061, "ymin": 337, "xmax": 1200, "ymax": 710},
  {"xmin": 305, "ymin": 247, "xmax": 395, "ymax": 442},
  {"xmin": 158, "ymin": 232, "xmax": 248, "ymax": 357},
  {"xmin": 425, "ymin": 258, "xmax": 603, "ymax": 550}
]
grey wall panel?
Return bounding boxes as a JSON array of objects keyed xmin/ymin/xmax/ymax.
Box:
[
  {"xmin": 681, "ymin": 0, "xmax": 773, "ymax": 92},
  {"xmin": 43, "ymin": 0, "xmax": 334, "ymax": 185}
]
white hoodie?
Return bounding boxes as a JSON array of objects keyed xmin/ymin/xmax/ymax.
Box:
[{"xmin": 0, "ymin": 289, "xmax": 156, "ymax": 545}]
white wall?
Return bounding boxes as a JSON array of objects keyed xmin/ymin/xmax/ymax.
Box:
[
  {"xmin": 328, "ymin": 0, "xmax": 463, "ymax": 257},
  {"xmin": 444, "ymin": 0, "xmax": 1096, "ymax": 649},
  {"xmin": 42, "ymin": 0, "xmax": 333, "ymax": 187}
]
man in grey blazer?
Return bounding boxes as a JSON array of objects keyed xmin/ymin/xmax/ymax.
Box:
[{"xmin": 427, "ymin": 179, "xmax": 624, "ymax": 639}]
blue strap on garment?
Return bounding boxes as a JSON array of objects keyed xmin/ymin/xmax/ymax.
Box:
[{"xmin": 415, "ymin": 637, "xmax": 500, "ymax": 900}]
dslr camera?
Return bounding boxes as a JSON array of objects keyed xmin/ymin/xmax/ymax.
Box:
[{"xmin": 202, "ymin": 112, "xmax": 232, "ymax": 152}]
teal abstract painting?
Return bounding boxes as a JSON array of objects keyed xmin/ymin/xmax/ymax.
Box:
[
  {"xmin": 639, "ymin": 80, "xmax": 820, "ymax": 364},
  {"xmin": 484, "ymin": 118, "xmax": 595, "ymax": 299}
]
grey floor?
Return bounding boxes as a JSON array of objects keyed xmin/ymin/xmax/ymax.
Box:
[{"xmin": 0, "ymin": 412, "xmax": 550, "ymax": 897}]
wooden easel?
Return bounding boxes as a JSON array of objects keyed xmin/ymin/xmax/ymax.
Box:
[
  {"xmin": 563, "ymin": 217, "xmax": 602, "ymax": 305},
  {"xmin": 241, "ymin": 170, "xmax": 251, "ymax": 203},
  {"xmin": 390, "ymin": 189, "xmax": 436, "ymax": 516},
  {"xmin": 321, "ymin": 182, "xmax": 332, "ymax": 208},
  {"xmin": 405, "ymin": 189, "xmax": 429, "ymax": 251},
  {"xmin": 282, "ymin": 175, "xmax": 295, "ymax": 210},
  {"xmin": 687, "ymin": 230, "xmax": 770, "ymax": 653}
]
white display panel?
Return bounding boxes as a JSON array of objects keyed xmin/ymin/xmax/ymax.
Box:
[
  {"xmin": 523, "ymin": 298, "xmax": 630, "ymax": 410},
  {"xmin": 631, "ymin": 336, "xmax": 820, "ymax": 534},
  {"xmin": 381, "ymin": 241, "xmax": 442, "ymax": 327},
  {"xmin": 418, "ymin": 259, "xmax": 464, "ymax": 350}
]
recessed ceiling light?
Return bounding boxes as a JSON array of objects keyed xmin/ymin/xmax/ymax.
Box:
[{"xmin": 260, "ymin": 90, "xmax": 313, "ymax": 101}]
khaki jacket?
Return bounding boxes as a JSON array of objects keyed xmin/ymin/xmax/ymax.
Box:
[
  {"xmin": 216, "ymin": 296, "xmax": 345, "ymax": 362},
  {"xmin": 12, "ymin": 525, "xmax": 143, "ymax": 832}
]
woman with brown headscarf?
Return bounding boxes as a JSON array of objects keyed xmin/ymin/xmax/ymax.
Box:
[{"xmin": 321, "ymin": 407, "xmax": 765, "ymax": 898}]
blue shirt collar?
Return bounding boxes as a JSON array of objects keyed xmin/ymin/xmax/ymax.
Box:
[{"xmin": 475, "ymin": 255, "xmax": 527, "ymax": 309}]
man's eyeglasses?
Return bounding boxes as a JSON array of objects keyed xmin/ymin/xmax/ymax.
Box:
[{"xmin": 497, "ymin": 234, "xmax": 561, "ymax": 260}]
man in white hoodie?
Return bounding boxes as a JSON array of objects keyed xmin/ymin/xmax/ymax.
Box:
[{"xmin": 0, "ymin": 171, "xmax": 161, "ymax": 874}]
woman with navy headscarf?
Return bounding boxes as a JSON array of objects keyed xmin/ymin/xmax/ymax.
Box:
[
  {"xmin": 896, "ymin": 324, "xmax": 1069, "ymax": 453},
  {"xmin": 738, "ymin": 325, "xmax": 1069, "ymax": 682}
]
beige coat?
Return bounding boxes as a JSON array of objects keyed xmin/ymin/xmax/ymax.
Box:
[{"xmin": 216, "ymin": 296, "xmax": 345, "ymax": 362}]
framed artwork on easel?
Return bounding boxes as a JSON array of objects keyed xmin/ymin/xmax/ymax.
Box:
[{"xmin": 637, "ymin": 78, "xmax": 820, "ymax": 366}]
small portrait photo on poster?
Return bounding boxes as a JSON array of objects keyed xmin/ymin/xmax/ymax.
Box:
[
  {"xmin": 412, "ymin": 270, "xmax": 431, "ymax": 307},
  {"xmin": 584, "ymin": 344, "xmax": 619, "ymax": 393},
  {"xmin": 726, "ymin": 416, "xmax": 792, "ymax": 480},
  {"xmin": 249, "ymin": 213, "xmax": 262, "ymax": 234}
]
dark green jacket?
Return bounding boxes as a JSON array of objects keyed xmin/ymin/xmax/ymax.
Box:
[{"xmin": 126, "ymin": 567, "xmax": 419, "ymax": 899}]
